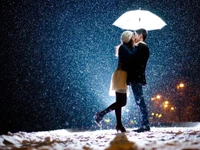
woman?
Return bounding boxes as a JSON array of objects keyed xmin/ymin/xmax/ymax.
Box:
[{"xmin": 94, "ymin": 31, "xmax": 134, "ymax": 133}]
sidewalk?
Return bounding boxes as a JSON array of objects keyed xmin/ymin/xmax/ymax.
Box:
[{"xmin": 0, "ymin": 126, "xmax": 200, "ymax": 150}]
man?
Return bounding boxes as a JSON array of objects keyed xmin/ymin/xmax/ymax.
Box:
[{"xmin": 127, "ymin": 28, "xmax": 150, "ymax": 132}]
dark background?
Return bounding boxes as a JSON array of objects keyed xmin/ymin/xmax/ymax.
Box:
[{"xmin": 1, "ymin": 0, "xmax": 200, "ymax": 134}]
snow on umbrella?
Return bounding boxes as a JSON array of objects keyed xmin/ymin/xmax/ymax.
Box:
[{"xmin": 113, "ymin": 9, "xmax": 167, "ymax": 31}]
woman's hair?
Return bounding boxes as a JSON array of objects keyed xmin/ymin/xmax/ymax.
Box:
[
  {"xmin": 115, "ymin": 44, "xmax": 121, "ymax": 58},
  {"xmin": 115, "ymin": 31, "xmax": 134, "ymax": 57}
]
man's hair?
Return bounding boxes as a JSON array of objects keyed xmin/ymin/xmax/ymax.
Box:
[{"xmin": 136, "ymin": 28, "xmax": 148, "ymax": 41}]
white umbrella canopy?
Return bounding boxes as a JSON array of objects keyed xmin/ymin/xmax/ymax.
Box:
[{"xmin": 113, "ymin": 9, "xmax": 167, "ymax": 31}]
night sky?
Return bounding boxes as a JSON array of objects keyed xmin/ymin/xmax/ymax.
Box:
[{"xmin": 1, "ymin": 0, "xmax": 200, "ymax": 134}]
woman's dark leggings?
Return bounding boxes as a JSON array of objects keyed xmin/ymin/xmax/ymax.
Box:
[{"xmin": 100, "ymin": 92, "xmax": 127, "ymax": 126}]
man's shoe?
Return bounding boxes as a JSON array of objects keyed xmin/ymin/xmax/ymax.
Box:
[
  {"xmin": 94, "ymin": 112, "xmax": 103, "ymax": 127},
  {"xmin": 133, "ymin": 125, "xmax": 150, "ymax": 133}
]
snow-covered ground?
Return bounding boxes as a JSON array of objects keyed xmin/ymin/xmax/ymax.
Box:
[{"xmin": 0, "ymin": 127, "xmax": 200, "ymax": 150}]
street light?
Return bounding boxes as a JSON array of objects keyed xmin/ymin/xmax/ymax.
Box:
[
  {"xmin": 177, "ymin": 83, "xmax": 185, "ymax": 89},
  {"xmin": 163, "ymin": 101, "xmax": 169, "ymax": 108},
  {"xmin": 176, "ymin": 82, "xmax": 185, "ymax": 122},
  {"xmin": 151, "ymin": 94, "xmax": 176, "ymax": 123},
  {"xmin": 170, "ymin": 107, "xmax": 174, "ymax": 111},
  {"xmin": 164, "ymin": 101, "xmax": 169, "ymax": 105},
  {"xmin": 151, "ymin": 94, "xmax": 161, "ymax": 100},
  {"xmin": 156, "ymin": 95, "xmax": 161, "ymax": 99}
]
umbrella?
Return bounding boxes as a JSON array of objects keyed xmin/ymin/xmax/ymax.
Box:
[{"xmin": 113, "ymin": 9, "xmax": 167, "ymax": 31}]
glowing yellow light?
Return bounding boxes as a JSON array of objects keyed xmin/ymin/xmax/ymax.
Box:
[
  {"xmin": 104, "ymin": 119, "xmax": 110, "ymax": 123},
  {"xmin": 164, "ymin": 104, "xmax": 168, "ymax": 108},
  {"xmin": 164, "ymin": 101, "xmax": 169, "ymax": 104},
  {"xmin": 156, "ymin": 113, "xmax": 158, "ymax": 116},
  {"xmin": 156, "ymin": 95, "xmax": 161, "ymax": 99},
  {"xmin": 152, "ymin": 94, "xmax": 161, "ymax": 101},
  {"xmin": 158, "ymin": 114, "xmax": 162, "ymax": 118},
  {"xmin": 179, "ymin": 83, "xmax": 184, "ymax": 88},
  {"xmin": 152, "ymin": 113, "xmax": 155, "ymax": 116},
  {"xmin": 177, "ymin": 82, "xmax": 185, "ymax": 89},
  {"xmin": 171, "ymin": 107, "xmax": 174, "ymax": 110}
]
